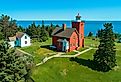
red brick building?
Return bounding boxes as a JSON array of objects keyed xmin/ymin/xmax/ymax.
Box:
[{"xmin": 51, "ymin": 13, "xmax": 84, "ymax": 52}]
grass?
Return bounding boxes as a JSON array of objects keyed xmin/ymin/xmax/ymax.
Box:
[
  {"xmin": 20, "ymin": 38, "xmax": 55, "ymax": 63},
  {"xmin": 21, "ymin": 37, "xmax": 121, "ymax": 82},
  {"xmin": 84, "ymin": 37, "xmax": 99, "ymax": 48},
  {"xmin": 31, "ymin": 50, "xmax": 96, "ymax": 82},
  {"xmin": 32, "ymin": 48, "xmax": 121, "ymax": 82},
  {"xmin": 63, "ymin": 47, "xmax": 90, "ymax": 55},
  {"xmin": 20, "ymin": 38, "xmax": 95, "ymax": 63},
  {"xmin": 63, "ymin": 51, "xmax": 77, "ymax": 55},
  {"xmin": 78, "ymin": 47, "xmax": 89, "ymax": 52}
]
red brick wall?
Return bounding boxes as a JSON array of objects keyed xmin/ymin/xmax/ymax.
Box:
[
  {"xmin": 52, "ymin": 36, "xmax": 58, "ymax": 46},
  {"xmin": 72, "ymin": 21, "xmax": 84, "ymax": 48},
  {"xmin": 79, "ymin": 22, "xmax": 84, "ymax": 47},
  {"xmin": 52, "ymin": 36, "xmax": 63, "ymax": 51},
  {"xmin": 69, "ymin": 31, "xmax": 79, "ymax": 52}
]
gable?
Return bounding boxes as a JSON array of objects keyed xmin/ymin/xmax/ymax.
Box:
[
  {"xmin": 21, "ymin": 33, "xmax": 30, "ymax": 39},
  {"xmin": 70, "ymin": 30, "xmax": 79, "ymax": 39},
  {"xmin": 16, "ymin": 32, "xmax": 24, "ymax": 38}
]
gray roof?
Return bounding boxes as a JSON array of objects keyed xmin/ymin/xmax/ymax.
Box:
[
  {"xmin": 16, "ymin": 32, "xmax": 24, "ymax": 38},
  {"xmin": 51, "ymin": 27, "xmax": 62, "ymax": 36},
  {"xmin": 52, "ymin": 27, "xmax": 77, "ymax": 38}
]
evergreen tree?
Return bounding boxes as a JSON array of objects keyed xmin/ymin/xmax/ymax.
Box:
[
  {"xmin": 55, "ymin": 24, "xmax": 59, "ymax": 27},
  {"xmin": 50, "ymin": 22, "xmax": 54, "ymax": 27},
  {"xmin": 93, "ymin": 23, "xmax": 116, "ymax": 72},
  {"xmin": 26, "ymin": 22, "xmax": 39, "ymax": 38},
  {"xmin": 42, "ymin": 20, "xmax": 44, "ymax": 28},
  {"xmin": 0, "ymin": 26, "xmax": 3, "ymax": 40},
  {"xmin": 0, "ymin": 32, "xmax": 3, "ymax": 40},
  {"xmin": 26, "ymin": 22, "xmax": 49, "ymax": 42},
  {"xmin": 18, "ymin": 25, "xmax": 25, "ymax": 32},
  {"xmin": 0, "ymin": 15, "xmax": 17, "ymax": 40},
  {"xmin": 118, "ymin": 37, "xmax": 121, "ymax": 43},
  {"xmin": 0, "ymin": 41, "xmax": 32, "ymax": 81},
  {"xmin": 88, "ymin": 32, "xmax": 93, "ymax": 37},
  {"xmin": 39, "ymin": 28, "xmax": 49, "ymax": 42},
  {"xmin": 96, "ymin": 29, "xmax": 103, "ymax": 38}
]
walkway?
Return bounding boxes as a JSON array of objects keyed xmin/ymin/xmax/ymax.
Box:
[
  {"xmin": 16, "ymin": 48, "xmax": 34, "ymax": 57},
  {"xmin": 36, "ymin": 48, "xmax": 93, "ymax": 66}
]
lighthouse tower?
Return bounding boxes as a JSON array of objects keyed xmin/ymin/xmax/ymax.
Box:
[{"xmin": 72, "ymin": 13, "xmax": 84, "ymax": 47}]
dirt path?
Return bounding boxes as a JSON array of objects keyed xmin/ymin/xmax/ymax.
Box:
[{"xmin": 36, "ymin": 48, "xmax": 93, "ymax": 66}]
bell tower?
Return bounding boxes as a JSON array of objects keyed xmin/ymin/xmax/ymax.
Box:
[{"xmin": 72, "ymin": 13, "xmax": 84, "ymax": 47}]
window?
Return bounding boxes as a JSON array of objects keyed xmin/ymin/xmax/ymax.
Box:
[
  {"xmin": 25, "ymin": 36, "xmax": 27, "ymax": 39},
  {"xmin": 25, "ymin": 41, "xmax": 27, "ymax": 44}
]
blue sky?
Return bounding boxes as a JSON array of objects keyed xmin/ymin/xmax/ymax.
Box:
[{"xmin": 0, "ymin": 0, "xmax": 121, "ymax": 20}]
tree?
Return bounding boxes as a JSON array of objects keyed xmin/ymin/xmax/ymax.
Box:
[
  {"xmin": 96, "ymin": 29, "xmax": 103, "ymax": 38},
  {"xmin": 117, "ymin": 37, "xmax": 121, "ymax": 43},
  {"xmin": 26, "ymin": 22, "xmax": 49, "ymax": 42},
  {"xmin": 26, "ymin": 22, "xmax": 39, "ymax": 38},
  {"xmin": 93, "ymin": 23, "xmax": 116, "ymax": 72},
  {"xmin": 42, "ymin": 20, "xmax": 44, "ymax": 28},
  {"xmin": 50, "ymin": 22, "xmax": 54, "ymax": 27},
  {"xmin": 55, "ymin": 24, "xmax": 59, "ymax": 27},
  {"xmin": 0, "ymin": 41, "xmax": 33, "ymax": 81},
  {"xmin": 0, "ymin": 14, "xmax": 17, "ymax": 40},
  {"xmin": 88, "ymin": 32, "xmax": 93, "ymax": 37},
  {"xmin": 17, "ymin": 25, "xmax": 25, "ymax": 32},
  {"xmin": 0, "ymin": 32, "xmax": 3, "ymax": 40},
  {"xmin": 0, "ymin": 26, "xmax": 3, "ymax": 40},
  {"xmin": 39, "ymin": 28, "xmax": 49, "ymax": 42}
]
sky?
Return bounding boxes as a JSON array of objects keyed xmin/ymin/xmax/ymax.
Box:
[{"xmin": 0, "ymin": 0, "xmax": 121, "ymax": 20}]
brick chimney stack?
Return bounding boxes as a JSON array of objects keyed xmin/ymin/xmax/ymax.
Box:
[{"xmin": 62, "ymin": 24, "xmax": 66, "ymax": 30}]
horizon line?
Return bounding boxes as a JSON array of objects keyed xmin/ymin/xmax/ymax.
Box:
[{"xmin": 16, "ymin": 19, "xmax": 121, "ymax": 21}]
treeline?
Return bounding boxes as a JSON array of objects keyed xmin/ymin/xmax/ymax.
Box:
[
  {"xmin": 87, "ymin": 30, "xmax": 121, "ymax": 42},
  {"xmin": 0, "ymin": 14, "xmax": 57, "ymax": 42},
  {"xmin": 25, "ymin": 22, "xmax": 56, "ymax": 42}
]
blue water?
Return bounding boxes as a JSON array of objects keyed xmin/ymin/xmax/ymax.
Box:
[{"xmin": 17, "ymin": 21, "xmax": 121, "ymax": 36}]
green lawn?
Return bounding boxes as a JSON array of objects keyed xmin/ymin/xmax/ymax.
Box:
[
  {"xmin": 20, "ymin": 38, "xmax": 55, "ymax": 63},
  {"xmin": 21, "ymin": 38, "xmax": 121, "ymax": 82},
  {"xmin": 32, "ymin": 48, "xmax": 121, "ymax": 82},
  {"xmin": 20, "ymin": 38, "xmax": 96, "ymax": 63},
  {"xmin": 84, "ymin": 38, "xmax": 99, "ymax": 48}
]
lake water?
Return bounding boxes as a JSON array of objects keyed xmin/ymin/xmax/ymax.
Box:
[{"xmin": 17, "ymin": 20, "xmax": 121, "ymax": 36}]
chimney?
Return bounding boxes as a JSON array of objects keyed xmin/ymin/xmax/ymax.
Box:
[{"xmin": 62, "ymin": 24, "xmax": 66, "ymax": 30}]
